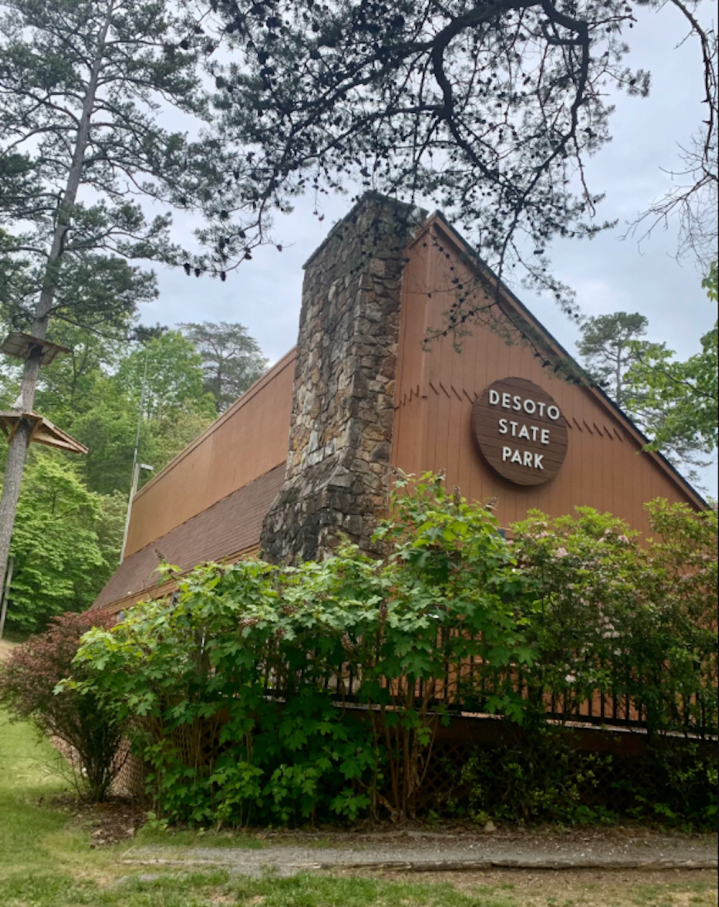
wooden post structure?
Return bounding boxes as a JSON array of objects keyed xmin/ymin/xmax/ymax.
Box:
[
  {"xmin": 0, "ymin": 334, "xmax": 83, "ymax": 606},
  {"xmin": 0, "ymin": 556, "xmax": 15, "ymax": 641}
]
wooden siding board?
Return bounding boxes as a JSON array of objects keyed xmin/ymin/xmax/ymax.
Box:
[
  {"xmin": 125, "ymin": 351, "xmax": 295, "ymax": 557},
  {"xmin": 393, "ymin": 220, "xmax": 701, "ymax": 537},
  {"xmin": 94, "ymin": 464, "xmax": 285, "ymax": 610}
]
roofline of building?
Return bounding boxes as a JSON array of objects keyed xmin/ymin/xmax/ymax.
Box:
[
  {"xmin": 93, "ymin": 462, "xmax": 286, "ymax": 610},
  {"xmin": 133, "ymin": 346, "xmax": 297, "ymax": 504},
  {"xmin": 415, "ymin": 211, "xmax": 709, "ymax": 512},
  {"xmin": 96, "ymin": 542, "xmax": 262, "ymax": 617}
]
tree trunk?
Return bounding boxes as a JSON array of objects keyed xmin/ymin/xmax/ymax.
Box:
[
  {"xmin": 0, "ymin": 420, "xmax": 32, "ymax": 601},
  {"xmin": 0, "ymin": 1, "xmax": 115, "ymax": 610},
  {"xmin": 0, "ymin": 347, "xmax": 44, "ymax": 603},
  {"xmin": 615, "ymin": 346, "xmax": 623, "ymax": 408}
]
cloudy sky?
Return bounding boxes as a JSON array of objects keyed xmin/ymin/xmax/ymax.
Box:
[{"xmin": 146, "ymin": 3, "xmax": 718, "ymax": 494}]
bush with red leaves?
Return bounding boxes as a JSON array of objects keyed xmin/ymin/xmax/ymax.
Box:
[{"xmin": 0, "ymin": 611, "xmax": 123, "ymax": 802}]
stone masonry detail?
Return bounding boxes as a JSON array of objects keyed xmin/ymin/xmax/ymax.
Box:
[{"xmin": 260, "ymin": 194, "xmax": 425, "ymax": 564}]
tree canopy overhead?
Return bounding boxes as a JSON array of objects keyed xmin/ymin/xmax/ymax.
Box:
[{"xmin": 205, "ymin": 0, "xmax": 716, "ymax": 313}]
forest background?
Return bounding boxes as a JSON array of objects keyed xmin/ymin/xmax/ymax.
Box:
[{"xmin": 0, "ymin": 318, "xmax": 267, "ymax": 632}]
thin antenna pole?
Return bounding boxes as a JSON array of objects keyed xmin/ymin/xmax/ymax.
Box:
[{"xmin": 120, "ymin": 345, "xmax": 150, "ymax": 564}]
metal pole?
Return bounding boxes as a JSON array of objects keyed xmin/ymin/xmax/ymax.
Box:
[
  {"xmin": 0, "ymin": 555, "xmax": 15, "ymax": 641},
  {"xmin": 119, "ymin": 462, "xmax": 141, "ymax": 564},
  {"xmin": 119, "ymin": 345, "xmax": 150, "ymax": 565}
]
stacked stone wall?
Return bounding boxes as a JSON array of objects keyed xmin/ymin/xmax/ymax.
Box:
[{"xmin": 260, "ymin": 193, "xmax": 425, "ymax": 563}]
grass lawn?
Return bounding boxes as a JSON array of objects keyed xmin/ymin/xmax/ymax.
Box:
[{"xmin": 0, "ymin": 709, "xmax": 716, "ymax": 907}]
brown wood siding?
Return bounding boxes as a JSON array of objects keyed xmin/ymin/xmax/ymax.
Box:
[
  {"xmin": 393, "ymin": 219, "xmax": 701, "ymax": 536},
  {"xmin": 94, "ymin": 465, "xmax": 285, "ymax": 610},
  {"xmin": 124, "ymin": 349, "xmax": 296, "ymax": 557}
]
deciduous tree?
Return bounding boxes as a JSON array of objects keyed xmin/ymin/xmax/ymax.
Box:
[
  {"xmin": 0, "ymin": 453, "xmax": 124, "ymax": 632},
  {"xmin": 56, "ymin": 331, "xmax": 216, "ymax": 496},
  {"xmin": 624, "ymin": 263, "xmax": 718, "ymax": 472}
]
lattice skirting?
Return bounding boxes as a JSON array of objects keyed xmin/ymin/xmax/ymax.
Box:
[
  {"xmin": 51, "ymin": 716, "xmax": 717, "ymax": 819},
  {"xmin": 113, "ymin": 740, "xmax": 146, "ymax": 798},
  {"xmin": 416, "ymin": 740, "xmax": 649, "ymax": 813}
]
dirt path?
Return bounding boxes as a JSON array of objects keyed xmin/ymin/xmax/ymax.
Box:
[
  {"xmin": 124, "ymin": 829, "xmax": 718, "ymax": 878},
  {"xmin": 0, "ymin": 640, "xmax": 16, "ymax": 662}
]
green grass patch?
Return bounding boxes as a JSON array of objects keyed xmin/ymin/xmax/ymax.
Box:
[
  {"xmin": 1, "ymin": 870, "xmax": 718, "ymax": 907},
  {"xmin": 1, "ymin": 871, "xmax": 232, "ymax": 907},
  {"xmin": 229, "ymin": 874, "xmax": 515, "ymax": 906},
  {"xmin": 0, "ymin": 711, "xmax": 93, "ymax": 878},
  {"xmin": 0, "ymin": 871, "xmax": 517, "ymax": 907},
  {"xmin": 0, "ymin": 708, "xmax": 716, "ymax": 906}
]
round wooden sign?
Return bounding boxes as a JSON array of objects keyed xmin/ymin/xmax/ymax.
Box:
[{"xmin": 472, "ymin": 377, "xmax": 568, "ymax": 486}]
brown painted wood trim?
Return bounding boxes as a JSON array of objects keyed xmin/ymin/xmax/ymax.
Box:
[
  {"xmin": 133, "ymin": 348, "xmax": 297, "ymax": 502},
  {"xmin": 409, "ymin": 214, "xmax": 706, "ymax": 511}
]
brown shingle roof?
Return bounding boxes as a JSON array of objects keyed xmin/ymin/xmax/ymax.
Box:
[{"xmin": 93, "ymin": 464, "xmax": 285, "ymax": 610}]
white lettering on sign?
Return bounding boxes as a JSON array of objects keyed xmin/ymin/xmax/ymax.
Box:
[
  {"xmin": 498, "ymin": 419, "xmax": 551, "ymax": 446},
  {"xmin": 502, "ymin": 447, "xmax": 545, "ymax": 470},
  {"xmin": 475, "ymin": 379, "xmax": 567, "ymax": 486},
  {"xmin": 489, "ymin": 389, "xmax": 562, "ymax": 422}
]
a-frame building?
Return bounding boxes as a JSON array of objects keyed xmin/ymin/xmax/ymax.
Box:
[{"xmin": 94, "ymin": 195, "xmax": 704, "ymax": 615}]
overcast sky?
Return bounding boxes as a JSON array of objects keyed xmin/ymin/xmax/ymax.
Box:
[{"xmin": 146, "ymin": 3, "xmax": 718, "ymax": 495}]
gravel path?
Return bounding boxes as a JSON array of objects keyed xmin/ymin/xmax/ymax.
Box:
[{"xmin": 123, "ymin": 830, "xmax": 718, "ymax": 877}]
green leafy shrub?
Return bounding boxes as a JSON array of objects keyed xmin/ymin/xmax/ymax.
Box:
[
  {"xmin": 68, "ymin": 476, "xmax": 717, "ymax": 828},
  {"xmin": 0, "ymin": 611, "xmax": 123, "ymax": 801},
  {"xmin": 512, "ymin": 500, "xmax": 718, "ymax": 737},
  {"xmin": 72, "ymin": 475, "xmax": 532, "ymax": 825},
  {"xmin": 627, "ymin": 740, "xmax": 718, "ymax": 828}
]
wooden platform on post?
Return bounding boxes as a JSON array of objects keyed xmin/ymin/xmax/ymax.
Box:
[{"xmin": 0, "ymin": 411, "xmax": 88, "ymax": 455}]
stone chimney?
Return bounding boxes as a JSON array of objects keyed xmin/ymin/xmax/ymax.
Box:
[{"xmin": 260, "ymin": 193, "xmax": 425, "ymax": 563}]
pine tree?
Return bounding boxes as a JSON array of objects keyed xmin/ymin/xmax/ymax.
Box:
[
  {"xmin": 0, "ymin": 0, "xmax": 252, "ymax": 598},
  {"xmin": 181, "ymin": 321, "xmax": 268, "ymax": 413}
]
